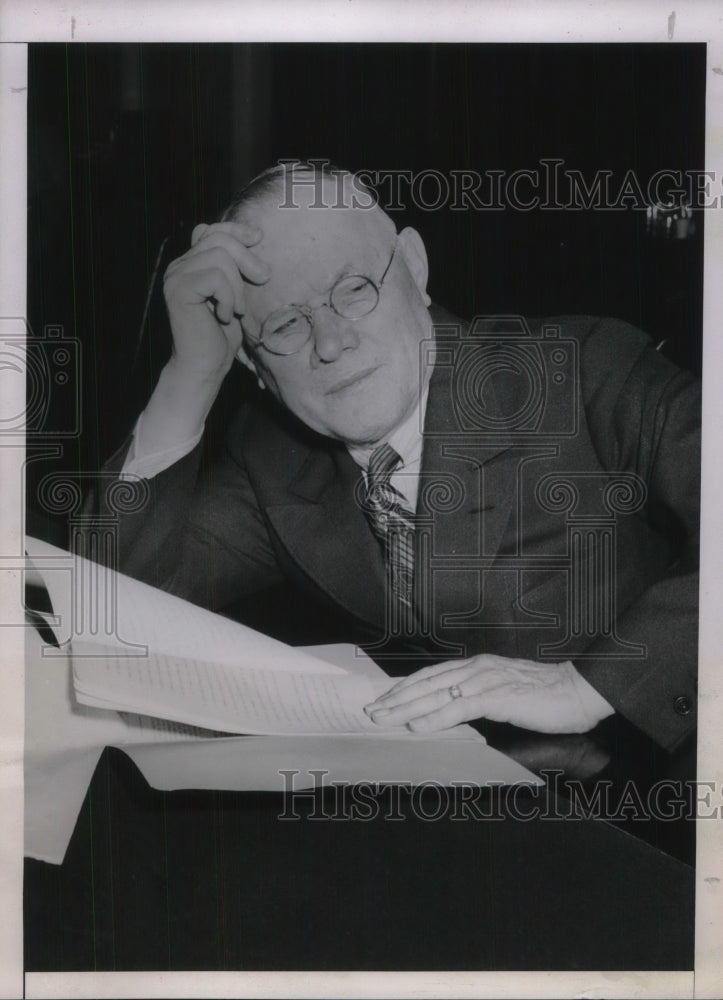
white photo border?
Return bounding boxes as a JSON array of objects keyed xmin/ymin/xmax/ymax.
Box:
[{"xmin": 1, "ymin": 2, "xmax": 722, "ymax": 998}]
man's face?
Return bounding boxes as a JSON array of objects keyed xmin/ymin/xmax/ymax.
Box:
[{"xmin": 239, "ymin": 186, "xmax": 432, "ymax": 447}]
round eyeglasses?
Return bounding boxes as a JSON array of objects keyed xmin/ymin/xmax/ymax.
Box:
[{"xmin": 256, "ymin": 238, "xmax": 399, "ymax": 356}]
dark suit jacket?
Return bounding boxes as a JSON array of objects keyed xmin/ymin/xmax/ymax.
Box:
[{"xmin": 98, "ymin": 312, "xmax": 700, "ymax": 753}]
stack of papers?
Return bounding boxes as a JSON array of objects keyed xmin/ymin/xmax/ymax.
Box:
[
  {"xmin": 24, "ymin": 537, "xmax": 541, "ymax": 864},
  {"xmin": 71, "ymin": 642, "xmax": 383, "ymax": 736}
]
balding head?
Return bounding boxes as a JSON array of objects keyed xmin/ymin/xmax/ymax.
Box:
[{"xmin": 222, "ymin": 162, "xmax": 391, "ymax": 228}]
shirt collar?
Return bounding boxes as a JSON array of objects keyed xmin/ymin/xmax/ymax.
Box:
[{"xmin": 346, "ymin": 374, "xmax": 432, "ymax": 475}]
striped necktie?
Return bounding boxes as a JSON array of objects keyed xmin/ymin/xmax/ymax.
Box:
[{"xmin": 364, "ymin": 442, "xmax": 416, "ymax": 607}]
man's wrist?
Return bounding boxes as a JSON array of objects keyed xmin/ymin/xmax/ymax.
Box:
[
  {"xmin": 162, "ymin": 355, "xmax": 227, "ymax": 416},
  {"xmin": 139, "ymin": 358, "xmax": 223, "ymax": 454},
  {"xmin": 121, "ymin": 411, "xmax": 203, "ymax": 480}
]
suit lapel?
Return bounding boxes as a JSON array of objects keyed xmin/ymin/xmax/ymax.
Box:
[
  {"xmin": 264, "ymin": 444, "xmax": 388, "ymax": 629},
  {"xmin": 418, "ymin": 353, "xmax": 518, "ymax": 562}
]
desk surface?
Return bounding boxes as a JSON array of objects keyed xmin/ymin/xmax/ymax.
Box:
[
  {"xmin": 25, "ymin": 746, "xmax": 694, "ymax": 972},
  {"xmin": 23, "ymin": 589, "xmax": 696, "ymax": 972}
]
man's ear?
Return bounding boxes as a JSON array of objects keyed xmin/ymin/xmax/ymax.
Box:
[{"xmin": 398, "ymin": 226, "xmax": 431, "ymax": 307}]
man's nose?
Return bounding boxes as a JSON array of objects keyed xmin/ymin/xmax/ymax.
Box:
[{"xmin": 309, "ymin": 307, "xmax": 359, "ymax": 364}]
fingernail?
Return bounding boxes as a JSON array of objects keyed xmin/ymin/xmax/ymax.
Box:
[{"xmin": 371, "ymin": 709, "xmax": 390, "ymax": 720}]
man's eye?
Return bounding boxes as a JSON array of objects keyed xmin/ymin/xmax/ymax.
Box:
[{"xmin": 270, "ymin": 314, "xmax": 302, "ymax": 335}]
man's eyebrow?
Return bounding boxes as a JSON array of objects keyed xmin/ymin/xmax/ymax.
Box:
[
  {"xmin": 323, "ymin": 261, "xmax": 357, "ymax": 286},
  {"xmin": 290, "ymin": 260, "xmax": 359, "ymax": 302},
  {"xmin": 256, "ymin": 256, "xmax": 372, "ymax": 321}
]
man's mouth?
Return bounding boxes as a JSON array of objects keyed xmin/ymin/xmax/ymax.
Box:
[{"xmin": 324, "ymin": 366, "xmax": 380, "ymax": 394}]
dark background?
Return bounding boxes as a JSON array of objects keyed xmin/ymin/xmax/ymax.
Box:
[{"xmin": 26, "ymin": 42, "xmax": 705, "ymax": 541}]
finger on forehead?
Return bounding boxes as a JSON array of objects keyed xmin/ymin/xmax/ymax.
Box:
[
  {"xmin": 204, "ymin": 221, "xmax": 263, "ymax": 244},
  {"xmin": 189, "ymin": 230, "xmax": 271, "ymax": 284}
]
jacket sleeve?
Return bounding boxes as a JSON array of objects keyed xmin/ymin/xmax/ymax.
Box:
[
  {"xmin": 86, "ymin": 409, "xmax": 284, "ymax": 612},
  {"xmin": 572, "ymin": 317, "xmax": 700, "ymax": 752}
]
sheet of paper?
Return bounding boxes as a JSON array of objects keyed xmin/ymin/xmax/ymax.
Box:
[
  {"xmin": 124, "ymin": 734, "xmax": 541, "ymax": 793},
  {"xmin": 24, "ymin": 625, "xmax": 131, "ymax": 864},
  {"xmin": 24, "ymin": 535, "xmax": 346, "ymax": 675},
  {"xmin": 24, "ymin": 626, "xmax": 228, "ymax": 864},
  {"xmin": 25, "ymin": 624, "xmax": 537, "ymax": 865},
  {"xmin": 70, "ymin": 640, "xmax": 396, "ymax": 735},
  {"xmin": 24, "ymin": 745, "xmax": 105, "ymax": 866},
  {"xmin": 116, "ymin": 712, "xmax": 232, "ymax": 742}
]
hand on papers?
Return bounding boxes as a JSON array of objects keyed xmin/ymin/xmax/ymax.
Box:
[{"xmin": 364, "ymin": 655, "xmax": 614, "ymax": 735}]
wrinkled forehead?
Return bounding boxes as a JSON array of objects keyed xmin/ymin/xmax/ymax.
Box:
[{"xmin": 235, "ymin": 176, "xmax": 394, "ymax": 320}]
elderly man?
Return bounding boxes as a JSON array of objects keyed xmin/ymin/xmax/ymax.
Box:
[{"xmin": 103, "ymin": 162, "xmax": 699, "ymax": 751}]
